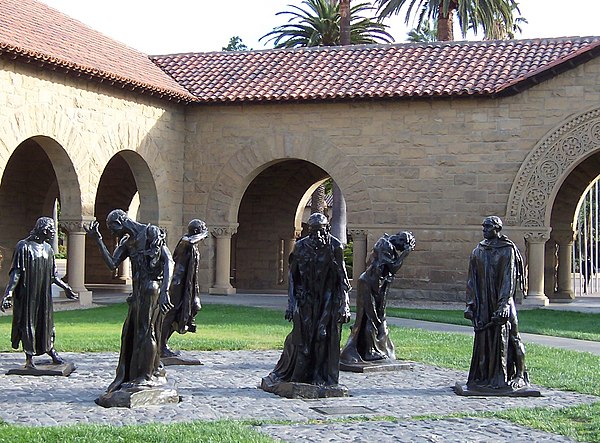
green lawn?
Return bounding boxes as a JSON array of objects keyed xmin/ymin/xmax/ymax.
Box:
[
  {"xmin": 386, "ymin": 307, "xmax": 600, "ymax": 341},
  {"xmin": 1, "ymin": 303, "xmax": 600, "ymax": 442}
]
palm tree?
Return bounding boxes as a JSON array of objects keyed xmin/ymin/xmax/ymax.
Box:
[
  {"xmin": 375, "ymin": 0, "xmax": 525, "ymax": 41},
  {"xmin": 407, "ymin": 19, "xmax": 437, "ymax": 42},
  {"xmin": 260, "ymin": 0, "xmax": 394, "ymax": 48}
]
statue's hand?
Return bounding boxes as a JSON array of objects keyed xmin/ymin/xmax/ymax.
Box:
[
  {"xmin": 84, "ymin": 221, "xmax": 102, "ymax": 241},
  {"xmin": 406, "ymin": 232, "xmax": 416, "ymax": 251},
  {"xmin": 339, "ymin": 306, "xmax": 351, "ymax": 324},
  {"xmin": 464, "ymin": 307, "xmax": 474, "ymax": 321},
  {"xmin": 493, "ymin": 304, "xmax": 510, "ymax": 324},
  {"xmin": 0, "ymin": 292, "xmax": 12, "ymax": 312},
  {"xmin": 159, "ymin": 290, "xmax": 173, "ymax": 314},
  {"xmin": 284, "ymin": 307, "xmax": 293, "ymax": 322}
]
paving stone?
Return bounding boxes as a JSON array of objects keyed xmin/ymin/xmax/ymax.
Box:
[{"xmin": 0, "ymin": 350, "xmax": 595, "ymax": 442}]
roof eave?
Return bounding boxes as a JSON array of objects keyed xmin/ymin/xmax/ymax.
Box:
[
  {"xmin": 0, "ymin": 44, "xmax": 197, "ymax": 104},
  {"xmin": 494, "ymin": 40, "xmax": 600, "ymax": 97}
]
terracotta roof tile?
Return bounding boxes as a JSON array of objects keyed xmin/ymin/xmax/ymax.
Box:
[
  {"xmin": 0, "ymin": 0, "xmax": 195, "ymax": 102},
  {"xmin": 152, "ymin": 37, "xmax": 600, "ymax": 104}
]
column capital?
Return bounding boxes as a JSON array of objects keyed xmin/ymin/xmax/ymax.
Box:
[
  {"xmin": 348, "ymin": 228, "xmax": 368, "ymax": 240},
  {"xmin": 211, "ymin": 224, "xmax": 238, "ymax": 238},
  {"xmin": 523, "ymin": 229, "xmax": 551, "ymax": 243},
  {"xmin": 60, "ymin": 216, "xmax": 96, "ymax": 233}
]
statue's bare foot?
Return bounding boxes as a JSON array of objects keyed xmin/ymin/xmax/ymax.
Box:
[
  {"xmin": 509, "ymin": 375, "xmax": 529, "ymax": 389},
  {"xmin": 24, "ymin": 355, "xmax": 36, "ymax": 369},
  {"xmin": 161, "ymin": 347, "xmax": 181, "ymax": 358},
  {"xmin": 48, "ymin": 349, "xmax": 65, "ymax": 365}
]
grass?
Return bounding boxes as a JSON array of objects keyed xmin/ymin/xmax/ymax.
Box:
[
  {"xmin": 488, "ymin": 403, "xmax": 600, "ymax": 443},
  {"xmin": 0, "ymin": 304, "xmax": 292, "ymax": 352},
  {"xmin": 386, "ymin": 307, "xmax": 600, "ymax": 342},
  {"xmin": 0, "ymin": 420, "xmax": 274, "ymax": 443}
]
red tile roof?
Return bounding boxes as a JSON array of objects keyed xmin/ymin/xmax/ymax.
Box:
[
  {"xmin": 1, "ymin": 0, "xmax": 599, "ymax": 106},
  {"xmin": 151, "ymin": 37, "xmax": 600, "ymax": 104},
  {"xmin": 0, "ymin": 0, "xmax": 195, "ymax": 102}
]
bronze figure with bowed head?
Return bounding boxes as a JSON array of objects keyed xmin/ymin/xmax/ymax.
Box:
[
  {"xmin": 455, "ymin": 216, "xmax": 540, "ymax": 397},
  {"xmin": 160, "ymin": 218, "xmax": 208, "ymax": 364},
  {"xmin": 1, "ymin": 217, "xmax": 78, "ymax": 372},
  {"xmin": 340, "ymin": 231, "xmax": 415, "ymax": 371},
  {"xmin": 261, "ymin": 213, "xmax": 351, "ymax": 398},
  {"xmin": 86, "ymin": 209, "xmax": 177, "ymax": 406}
]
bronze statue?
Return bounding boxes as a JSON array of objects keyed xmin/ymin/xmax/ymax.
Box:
[
  {"xmin": 455, "ymin": 216, "xmax": 540, "ymax": 396},
  {"xmin": 160, "ymin": 219, "xmax": 207, "ymax": 363},
  {"xmin": 340, "ymin": 231, "xmax": 415, "ymax": 371},
  {"xmin": 0, "ymin": 217, "xmax": 78, "ymax": 371},
  {"xmin": 86, "ymin": 210, "xmax": 175, "ymax": 403},
  {"xmin": 261, "ymin": 213, "xmax": 351, "ymax": 398}
]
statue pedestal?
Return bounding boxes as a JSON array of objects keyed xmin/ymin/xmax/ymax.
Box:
[
  {"xmin": 260, "ymin": 375, "xmax": 349, "ymax": 399},
  {"xmin": 453, "ymin": 382, "xmax": 541, "ymax": 397},
  {"xmin": 161, "ymin": 353, "xmax": 203, "ymax": 366},
  {"xmin": 95, "ymin": 380, "xmax": 180, "ymax": 408},
  {"xmin": 6, "ymin": 362, "xmax": 75, "ymax": 376},
  {"xmin": 340, "ymin": 359, "xmax": 414, "ymax": 373}
]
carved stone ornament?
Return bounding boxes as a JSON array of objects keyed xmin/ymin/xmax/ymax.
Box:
[
  {"xmin": 60, "ymin": 217, "xmax": 96, "ymax": 233},
  {"xmin": 210, "ymin": 226, "xmax": 238, "ymax": 238},
  {"xmin": 507, "ymin": 108, "xmax": 600, "ymax": 227}
]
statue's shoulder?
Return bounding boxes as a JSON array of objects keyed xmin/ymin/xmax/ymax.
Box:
[{"xmin": 329, "ymin": 235, "xmax": 344, "ymax": 249}]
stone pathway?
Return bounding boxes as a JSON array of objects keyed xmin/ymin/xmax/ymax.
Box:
[{"xmin": 0, "ymin": 350, "xmax": 594, "ymax": 441}]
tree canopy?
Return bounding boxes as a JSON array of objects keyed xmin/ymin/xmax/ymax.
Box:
[
  {"xmin": 261, "ymin": 0, "xmax": 394, "ymax": 48},
  {"xmin": 375, "ymin": 0, "xmax": 526, "ymax": 41}
]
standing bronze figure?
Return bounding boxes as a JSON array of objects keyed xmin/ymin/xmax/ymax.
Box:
[
  {"xmin": 86, "ymin": 210, "xmax": 177, "ymax": 406},
  {"xmin": 1, "ymin": 217, "xmax": 78, "ymax": 372},
  {"xmin": 160, "ymin": 219, "xmax": 207, "ymax": 364},
  {"xmin": 261, "ymin": 213, "xmax": 351, "ymax": 398},
  {"xmin": 455, "ymin": 216, "xmax": 540, "ymax": 396},
  {"xmin": 340, "ymin": 231, "xmax": 415, "ymax": 371}
]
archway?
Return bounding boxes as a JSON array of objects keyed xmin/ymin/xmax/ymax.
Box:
[
  {"xmin": 205, "ymin": 132, "xmax": 372, "ymax": 294},
  {"xmin": 85, "ymin": 150, "xmax": 159, "ymax": 284},
  {"xmin": 508, "ymin": 107, "xmax": 600, "ymax": 303},
  {"xmin": 233, "ymin": 160, "xmax": 330, "ymax": 291},
  {"xmin": 0, "ymin": 136, "xmax": 81, "ymax": 287}
]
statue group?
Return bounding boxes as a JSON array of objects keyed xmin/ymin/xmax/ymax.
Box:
[
  {"xmin": 261, "ymin": 213, "xmax": 417, "ymax": 398},
  {"xmin": 1, "ymin": 211, "xmax": 540, "ymax": 406},
  {"xmin": 85, "ymin": 212, "xmax": 207, "ymax": 406}
]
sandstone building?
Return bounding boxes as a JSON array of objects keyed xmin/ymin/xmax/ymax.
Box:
[{"xmin": 2, "ymin": 0, "xmax": 600, "ymax": 305}]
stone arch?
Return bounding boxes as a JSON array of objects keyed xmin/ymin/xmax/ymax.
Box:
[
  {"xmin": 206, "ymin": 133, "xmax": 373, "ymax": 226},
  {"xmin": 99, "ymin": 122, "xmax": 169, "ymax": 224},
  {"xmin": 0, "ymin": 109, "xmax": 84, "ymax": 219},
  {"xmin": 507, "ymin": 106, "xmax": 600, "ymax": 227}
]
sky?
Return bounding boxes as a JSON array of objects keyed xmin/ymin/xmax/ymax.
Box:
[{"xmin": 40, "ymin": 0, "xmax": 599, "ymax": 55}]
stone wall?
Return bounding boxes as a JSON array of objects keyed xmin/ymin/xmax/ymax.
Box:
[
  {"xmin": 185, "ymin": 57, "xmax": 600, "ymax": 301},
  {"xmin": 1, "ymin": 53, "xmax": 600, "ymax": 301},
  {"xmin": 0, "ymin": 59, "xmax": 187, "ymax": 285}
]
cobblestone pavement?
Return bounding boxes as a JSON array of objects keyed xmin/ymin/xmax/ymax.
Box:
[{"xmin": 0, "ymin": 350, "xmax": 595, "ymax": 441}]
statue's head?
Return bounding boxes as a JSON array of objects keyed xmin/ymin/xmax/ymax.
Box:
[
  {"xmin": 106, "ymin": 209, "xmax": 128, "ymax": 235},
  {"xmin": 482, "ymin": 216, "xmax": 503, "ymax": 240},
  {"xmin": 389, "ymin": 231, "xmax": 415, "ymax": 252},
  {"xmin": 307, "ymin": 212, "xmax": 329, "ymax": 247},
  {"xmin": 188, "ymin": 219, "xmax": 207, "ymax": 236},
  {"xmin": 31, "ymin": 216, "xmax": 55, "ymax": 243}
]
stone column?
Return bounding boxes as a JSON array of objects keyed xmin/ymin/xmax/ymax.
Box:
[
  {"xmin": 552, "ymin": 230, "xmax": 576, "ymax": 302},
  {"xmin": 209, "ymin": 225, "xmax": 238, "ymax": 295},
  {"xmin": 523, "ymin": 230, "xmax": 551, "ymax": 306},
  {"xmin": 61, "ymin": 218, "xmax": 94, "ymax": 307},
  {"xmin": 349, "ymin": 228, "xmax": 368, "ymax": 282}
]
